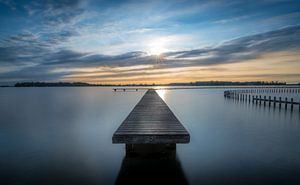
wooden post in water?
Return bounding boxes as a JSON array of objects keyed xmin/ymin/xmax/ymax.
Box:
[
  {"xmin": 264, "ymin": 96, "xmax": 266, "ymax": 106},
  {"xmin": 285, "ymin": 97, "xmax": 288, "ymax": 110},
  {"xmin": 274, "ymin": 96, "xmax": 276, "ymax": 107},
  {"xmin": 279, "ymin": 97, "xmax": 282, "ymax": 109},
  {"xmin": 259, "ymin": 95, "xmax": 261, "ymax": 105},
  {"xmin": 291, "ymin": 98, "xmax": 294, "ymax": 111},
  {"xmin": 269, "ymin": 96, "xmax": 271, "ymax": 107}
]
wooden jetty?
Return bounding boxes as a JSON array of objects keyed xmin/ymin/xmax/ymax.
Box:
[
  {"xmin": 113, "ymin": 88, "xmax": 145, "ymax": 92},
  {"xmin": 113, "ymin": 89, "xmax": 189, "ymax": 154}
]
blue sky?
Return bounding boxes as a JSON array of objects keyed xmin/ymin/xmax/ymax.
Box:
[{"xmin": 0, "ymin": 0, "xmax": 300, "ymax": 84}]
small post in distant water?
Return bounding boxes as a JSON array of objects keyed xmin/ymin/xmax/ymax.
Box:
[{"xmin": 279, "ymin": 97, "xmax": 282, "ymax": 109}]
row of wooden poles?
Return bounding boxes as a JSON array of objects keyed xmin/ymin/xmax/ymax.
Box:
[
  {"xmin": 224, "ymin": 89, "xmax": 300, "ymax": 111},
  {"xmin": 228, "ymin": 88, "xmax": 300, "ymax": 94}
]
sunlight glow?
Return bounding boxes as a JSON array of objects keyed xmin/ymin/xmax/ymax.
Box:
[
  {"xmin": 156, "ymin": 89, "xmax": 167, "ymax": 100},
  {"xmin": 148, "ymin": 38, "xmax": 168, "ymax": 56}
]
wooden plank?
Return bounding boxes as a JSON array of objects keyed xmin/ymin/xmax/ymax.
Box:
[{"xmin": 112, "ymin": 89, "xmax": 190, "ymax": 144}]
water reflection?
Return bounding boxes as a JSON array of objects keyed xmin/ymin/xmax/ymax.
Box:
[
  {"xmin": 156, "ymin": 89, "xmax": 166, "ymax": 100},
  {"xmin": 1, "ymin": 88, "xmax": 300, "ymax": 185},
  {"xmin": 114, "ymin": 144, "xmax": 188, "ymax": 185}
]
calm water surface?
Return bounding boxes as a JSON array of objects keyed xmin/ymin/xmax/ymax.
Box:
[{"xmin": 1, "ymin": 87, "xmax": 300, "ymax": 185}]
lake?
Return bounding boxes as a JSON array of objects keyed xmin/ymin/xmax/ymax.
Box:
[{"xmin": 1, "ymin": 87, "xmax": 300, "ymax": 185}]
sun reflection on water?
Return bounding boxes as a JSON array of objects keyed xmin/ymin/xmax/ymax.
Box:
[{"xmin": 156, "ymin": 89, "xmax": 166, "ymax": 100}]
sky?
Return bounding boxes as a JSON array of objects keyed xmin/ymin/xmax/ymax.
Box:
[{"xmin": 0, "ymin": 0, "xmax": 300, "ymax": 85}]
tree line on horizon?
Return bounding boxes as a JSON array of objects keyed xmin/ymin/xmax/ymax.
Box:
[{"xmin": 11, "ymin": 81, "xmax": 293, "ymax": 87}]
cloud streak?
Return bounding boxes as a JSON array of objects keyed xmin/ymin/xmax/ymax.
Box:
[
  {"xmin": 0, "ymin": 25, "xmax": 300, "ymax": 83},
  {"xmin": 163, "ymin": 25, "xmax": 300, "ymax": 66},
  {"xmin": 0, "ymin": 0, "xmax": 300, "ymax": 84}
]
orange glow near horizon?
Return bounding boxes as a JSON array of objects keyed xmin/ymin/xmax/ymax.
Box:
[{"xmin": 61, "ymin": 50, "xmax": 300, "ymax": 84}]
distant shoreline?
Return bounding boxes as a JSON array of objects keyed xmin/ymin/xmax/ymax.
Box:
[{"xmin": 0, "ymin": 81, "xmax": 299, "ymax": 87}]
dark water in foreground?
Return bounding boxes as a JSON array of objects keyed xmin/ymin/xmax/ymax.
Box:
[{"xmin": 0, "ymin": 87, "xmax": 300, "ymax": 185}]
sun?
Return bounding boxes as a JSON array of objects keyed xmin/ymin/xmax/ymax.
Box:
[
  {"xmin": 148, "ymin": 38, "xmax": 168, "ymax": 56},
  {"xmin": 149, "ymin": 45, "xmax": 164, "ymax": 56}
]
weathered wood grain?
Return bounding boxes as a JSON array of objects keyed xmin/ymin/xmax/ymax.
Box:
[{"xmin": 112, "ymin": 89, "xmax": 190, "ymax": 144}]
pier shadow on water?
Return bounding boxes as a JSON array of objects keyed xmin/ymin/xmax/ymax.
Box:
[{"xmin": 114, "ymin": 144, "xmax": 189, "ymax": 185}]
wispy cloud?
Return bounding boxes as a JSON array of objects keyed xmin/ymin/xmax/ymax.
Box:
[
  {"xmin": 0, "ymin": 0, "xmax": 16, "ymax": 10},
  {"xmin": 162, "ymin": 25, "xmax": 300, "ymax": 67},
  {"xmin": 0, "ymin": 25, "xmax": 300, "ymax": 83},
  {"xmin": 0, "ymin": 0, "xmax": 300, "ymax": 84}
]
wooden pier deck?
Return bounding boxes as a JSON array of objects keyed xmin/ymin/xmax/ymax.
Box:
[{"xmin": 112, "ymin": 89, "xmax": 190, "ymax": 144}]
